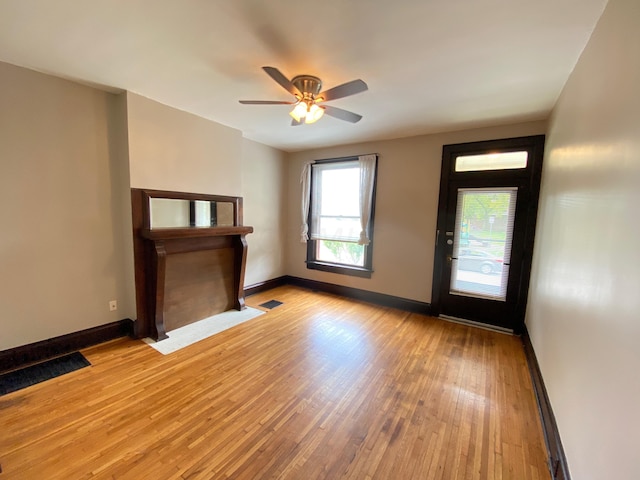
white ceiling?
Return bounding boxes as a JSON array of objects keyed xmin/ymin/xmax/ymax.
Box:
[{"xmin": 0, "ymin": 0, "xmax": 607, "ymax": 152}]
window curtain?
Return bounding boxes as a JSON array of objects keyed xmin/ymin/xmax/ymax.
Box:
[
  {"xmin": 300, "ymin": 161, "xmax": 313, "ymax": 242},
  {"xmin": 358, "ymin": 154, "xmax": 377, "ymax": 245}
]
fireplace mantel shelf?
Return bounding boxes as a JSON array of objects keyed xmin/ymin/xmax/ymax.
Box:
[{"xmin": 141, "ymin": 226, "xmax": 253, "ymax": 240}]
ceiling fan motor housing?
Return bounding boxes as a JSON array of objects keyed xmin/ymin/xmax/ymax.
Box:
[{"xmin": 292, "ymin": 75, "xmax": 323, "ymax": 99}]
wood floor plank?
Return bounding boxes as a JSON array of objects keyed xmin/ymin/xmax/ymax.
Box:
[{"xmin": 0, "ymin": 286, "xmax": 550, "ymax": 479}]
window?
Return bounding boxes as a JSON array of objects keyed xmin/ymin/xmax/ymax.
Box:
[
  {"xmin": 454, "ymin": 150, "xmax": 528, "ymax": 172},
  {"xmin": 301, "ymin": 155, "xmax": 378, "ymax": 278}
]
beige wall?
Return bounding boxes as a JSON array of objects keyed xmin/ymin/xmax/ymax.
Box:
[
  {"xmin": 125, "ymin": 94, "xmax": 289, "ymax": 287},
  {"xmin": 126, "ymin": 92, "xmax": 243, "ymax": 195},
  {"xmin": 0, "ymin": 62, "xmax": 134, "ymax": 350},
  {"xmin": 108, "ymin": 92, "xmax": 137, "ymax": 327},
  {"xmin": 125, "ymin": 94, "xmax": 288, "ymax": 290},
  {"xmin": 286, "ymin": 120, "xmax": 547, "ymax": 302},
  {"xmin": 0, "ymin": 65, "xmax": 290, "ymax": 351},
  {"xmin": 526, "ymin": 0, "xmax": 640, "ymax": 478},
  {"xmin": 242, "ymin": 138, "xmax": 287, "ymax": 287}
]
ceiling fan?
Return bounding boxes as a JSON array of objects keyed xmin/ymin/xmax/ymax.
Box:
[{"xmin": 239, "ymin": 66, "xmax": 368, "ymax": 125}]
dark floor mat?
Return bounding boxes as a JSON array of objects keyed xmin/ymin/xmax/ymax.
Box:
[
  {"xmin": 259, "ymin": 299, "xmax": 283, "ymax": 309},
  {"xmin": 0, "ymin": 352, "xmax": 90, "ymax": 396}
]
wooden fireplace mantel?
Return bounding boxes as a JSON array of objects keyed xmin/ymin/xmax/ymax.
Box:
[
  {"xmin": 131, "ymin": 189, "xmax": 253, "ymax": 341},
  {"xmin": 141, "ymin": 226, "xmax": 253, "ymax": 341}
]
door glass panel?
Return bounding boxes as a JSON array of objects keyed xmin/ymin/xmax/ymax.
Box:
[
  {"xmin": 455, "ymin": 151, "xmax": 528, "ymax": 172},
  {"xmin": 450, "ymin": 188, "xmax": 517, "ymax": 301}
]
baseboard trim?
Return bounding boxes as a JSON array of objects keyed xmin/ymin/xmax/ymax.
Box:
[
  {"xmin": 0, "ymin": 319, "xmax": 134, "ymax": 373},
  {"xmin": 522, "ymin": 326, "xmax": 571, "ymax": 480},
  {"xmin": 285, "ymin": 275, "xmax": 431, "ymax": 315},
  {"xmin": 244, "ymin": 276, "xmax": 289, "ymax": 297}
]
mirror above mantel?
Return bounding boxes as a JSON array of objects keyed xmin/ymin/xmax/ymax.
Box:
[
  {"xmin": 150, "ymin": 198, "xmax": 235, "ymax": 228},
  {"xmin": 140, "ymin": 189, "xmax": 243, "ymax": 230}
]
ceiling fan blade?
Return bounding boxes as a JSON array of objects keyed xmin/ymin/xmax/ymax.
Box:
[
  {"xmin": 291, "ymin": 118, "xmax": 303, "ymax": 126},
  {"xmin": 318, "ymin": 79, "xmax": 368, "ymax": 102},
  {"xmin": 239, "ymin": 100, "xmax": 295, "ymax": 105},
  {"xmin": 322, "ymin": 105, "xmax": 363, "ymax": 123},
  {"xmin": 262, "ymin": 66, "xmax": 301, "ymax": 97}
]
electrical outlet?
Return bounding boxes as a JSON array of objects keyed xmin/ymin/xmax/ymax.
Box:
[{"xmin": 109, "ymin": 300, "xmax": 117, "ymax": 312}]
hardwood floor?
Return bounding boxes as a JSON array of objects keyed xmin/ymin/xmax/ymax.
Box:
[{"xmin": 0, "ymin": 286, "xmax": 550, "ymax": 479}]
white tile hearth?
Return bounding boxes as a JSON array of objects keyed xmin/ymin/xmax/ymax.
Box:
[{"xmin": 143, "ymin": 307, "xmax": 265, "ymax": 355}]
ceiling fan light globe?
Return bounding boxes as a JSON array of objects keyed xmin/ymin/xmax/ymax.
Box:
[
  {"xmin": 305, "ymin": 104, "xmax": 325, "ymax": 124},
  {"xmin": 290, "ymin": 102, "xmax": 308, "ymax": 122},
  {"xmin": 288, "ymin": 110, "xmax": 301, "ymax": 122}
]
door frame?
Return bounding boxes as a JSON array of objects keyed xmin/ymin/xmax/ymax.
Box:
[{"xmin": 430, "ymin": 135, "xmax": 545, "ymax": 333}]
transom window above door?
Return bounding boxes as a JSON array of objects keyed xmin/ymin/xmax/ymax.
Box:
[{"xmin": 454, "ymin": 150, "xmax": 528, "ymax": 172}]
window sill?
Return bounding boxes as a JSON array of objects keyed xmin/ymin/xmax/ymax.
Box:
[{"xmin": 306, "ymin": 261, "xmax": 373, "ymax": 279}]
